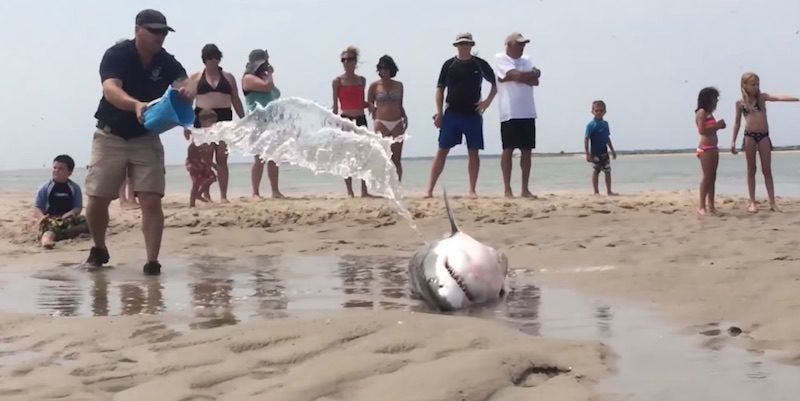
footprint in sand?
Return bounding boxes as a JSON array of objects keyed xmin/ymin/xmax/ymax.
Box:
[{"xmin": 373, "ymin": 342, "xmax": 420, "ymax": 354}]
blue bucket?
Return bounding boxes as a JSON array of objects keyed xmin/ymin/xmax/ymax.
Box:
[{"xmin": 143, "ymin": 88, "xmax": 195, "ymax": 134}]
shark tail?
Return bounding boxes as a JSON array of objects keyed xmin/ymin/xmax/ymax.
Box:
[{"xmin": 443, "ymin": 187, "xmax": 459, "ymax": 235}]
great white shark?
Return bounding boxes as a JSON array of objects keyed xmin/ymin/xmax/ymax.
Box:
[{"xmin": 408, "ymin": 191, "xmax": 509, "ymax": 311}]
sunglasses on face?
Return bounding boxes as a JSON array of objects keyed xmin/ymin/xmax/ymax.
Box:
[
  {"xmin": 146, "ymin": 27, "xmax": 169, "ymax": 36},
  {"xmin": 341, "ymin": 57, "xmax": 356, "ymax": 63}
]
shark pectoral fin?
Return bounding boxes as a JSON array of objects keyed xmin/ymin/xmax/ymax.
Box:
[
  {"xmin": 408, "ymin": 243, "xmax": 441, "ymax": 305},
  {"xmin": 498, "ymin": 252, "xmax": 509, "ymax": 276}
]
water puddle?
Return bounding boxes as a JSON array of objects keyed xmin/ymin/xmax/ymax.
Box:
[{"xmin": 0, "ymin": 255, "xmax": 797, "ymax": 400}]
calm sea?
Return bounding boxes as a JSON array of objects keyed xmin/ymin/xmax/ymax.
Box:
[{"xmin": 3, "ymin": 152, "xmax": 800, "ymax": 198}]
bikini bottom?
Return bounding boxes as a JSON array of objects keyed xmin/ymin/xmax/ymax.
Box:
[
  {"xmin": 744, "ymin": 131, "xmax": 769, "ymax": 143},
  {"xmin": 696, "ymin": 144, "xmax": 719, "ymax": 157},
  {"xmin": 374, "ymin": 118, "xmax": 405, "ymax": 131},
  {"xmin": 742, "ymin": 131, "xmax": 772, "ymax": 150}
]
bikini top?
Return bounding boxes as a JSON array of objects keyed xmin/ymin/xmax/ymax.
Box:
[
  {"xmin": 197, "ymin": 67, "xmax": 232, "ymax": 95},
  {"xmin": 704, "ymin": 115, "xmax": 717, "ymax": 128},
  {"xmin": 740, "ymin": 99, "xmax": 764, "ymax": 116},
  {"xmin": 375, "ymin": 83, "xmax": 401, "ymax": 103},
  {"xmin": 337, "ymin": 78, "xmax": 365, "ymax": 110}
]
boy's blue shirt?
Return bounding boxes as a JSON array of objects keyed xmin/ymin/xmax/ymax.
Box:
[{"xmin": 585, "ymin": 118, "xmax": 611, "ymax": 156}]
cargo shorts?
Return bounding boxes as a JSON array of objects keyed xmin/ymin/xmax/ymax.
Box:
[{"xmin": 85, "ymin": 128, "xmax": 166, "ymax": 198}]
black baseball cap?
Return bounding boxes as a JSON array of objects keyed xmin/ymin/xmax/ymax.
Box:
[{"xmin": 135, "ymin": 9, "xmax": 174, "ymax": 32}]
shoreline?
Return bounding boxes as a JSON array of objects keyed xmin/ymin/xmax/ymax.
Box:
[
  {"xmin": 5, "ymin": 146, "xmax": 800, "ymax": 172},
  {"xmin": 1, "ymin": 191, "xmax": 799, "ymax": 399}
]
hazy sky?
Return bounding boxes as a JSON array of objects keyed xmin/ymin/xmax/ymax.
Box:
[{"xmin": 1, "ymin": 0, "xmax": 799, "ymax": 170}]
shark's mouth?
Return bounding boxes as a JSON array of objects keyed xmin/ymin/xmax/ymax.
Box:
[{"xmin": 444, "ymin": 258, "xmax": 474, "ymax": 302}]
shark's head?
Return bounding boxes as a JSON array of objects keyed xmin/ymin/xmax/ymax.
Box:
[
  {"xmin": 408, "ymin": 189, "xmax": 509, "ymax": 311},
  {"xmin": 429, "ymin": 231, "xmax": 509, "ymax": 310}
]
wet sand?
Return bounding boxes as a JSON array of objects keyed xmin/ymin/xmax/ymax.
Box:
[{"xmin": 1, "ymin": 190, "xmax": 799, "ymax": 400}]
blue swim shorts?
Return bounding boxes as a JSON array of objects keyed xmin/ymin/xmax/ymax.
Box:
[{"xmin": 438, "ymin": 110, "xmax": 484, "ymax": 150}]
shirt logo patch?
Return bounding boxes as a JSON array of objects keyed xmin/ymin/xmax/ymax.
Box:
[{"xmin": 149, "ymin": 66, "xmax": 162, "ymax": 82}]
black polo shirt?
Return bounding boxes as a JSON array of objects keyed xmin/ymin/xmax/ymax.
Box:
[
  {"xmin": 436, "ymin": 56, "xmax": 496, "ymax": 115},
  {"xmin": 94, "ymin": 39, "xmax": 187, "ymax": 139}
]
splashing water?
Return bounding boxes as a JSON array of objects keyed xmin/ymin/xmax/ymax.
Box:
[{"xmin": 191, "ymin": 97, "xmax": 416, "ymax": 230}]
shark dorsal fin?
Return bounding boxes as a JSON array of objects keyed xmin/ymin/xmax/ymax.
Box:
[{"xmin": 443, "ymin": 188, "xmax": 460, "ymax": 235}]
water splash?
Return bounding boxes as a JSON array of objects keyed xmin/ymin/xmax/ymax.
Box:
[{"xmin": 191, "ymin": 97, "xmax": 415, "ymax": 229}]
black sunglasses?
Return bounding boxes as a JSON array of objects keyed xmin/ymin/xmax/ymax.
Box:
[
  {"xmin": 341, "ymin": 57, "xmax": 356, "ymax": 63},
  {"xmin": 146, "ymin": 27, "xmax": 169, "ymax": 36}
]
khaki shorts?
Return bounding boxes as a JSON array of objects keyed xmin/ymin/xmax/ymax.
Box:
[{"xmin": 85, "ymin": 129, "xmax": 165, "ymax": 198}]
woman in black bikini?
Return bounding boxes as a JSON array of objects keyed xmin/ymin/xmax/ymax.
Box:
[
  {"xmin": 186, "ymin": 44, "xmax": 246, "ymax": 203},
  {"xmin": 731, "ymin": 72, "xmax": 798, "ymax": 213}
]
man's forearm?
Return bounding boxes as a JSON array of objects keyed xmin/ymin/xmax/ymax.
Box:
[
  {"xmin": 103, "ymin": 82, "xmax": 142, "ymax": 112},
  {"xmin": 485, "ymin": 85, "xmax": 497, "ymax": 103},
  {"xmin": 435, "ymin": 88, "xmax": 444, "ymax": 114}
]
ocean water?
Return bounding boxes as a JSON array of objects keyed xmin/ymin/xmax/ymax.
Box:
[{"xmin": 3, "ymin": 151, "xmax": 800, "ymax": 198}]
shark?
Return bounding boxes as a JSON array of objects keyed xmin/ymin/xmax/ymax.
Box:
[{"xmin": 408, "ymin": 191, "xmax": 509, "ymax": 311}]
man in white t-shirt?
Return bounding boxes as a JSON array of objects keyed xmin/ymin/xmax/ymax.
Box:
[{"xmin": 494, "ymin": 32, "xmax": 540, "ymax": 198}]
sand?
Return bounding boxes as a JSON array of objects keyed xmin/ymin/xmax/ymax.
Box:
[{"xmin": 1, "ymin": 190, "xmax": 799, "ymax": 400}]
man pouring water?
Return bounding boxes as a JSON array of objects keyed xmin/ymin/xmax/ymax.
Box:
[{"xmin": 84, "ymin": 9, "xmax": 192, "ymax": 275}]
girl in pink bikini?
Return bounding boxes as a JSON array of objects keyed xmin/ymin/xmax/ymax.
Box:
[
  {"xmin": 730, "ymin": 72, "xmax": 799, "ymax": 213},
  {"xmin": 367, "ymin": 55, "xmax": 407, "ymax": 180},
  {"xmin": 695, "ymin": 87, "xmax": 726, "ymax": 216}
]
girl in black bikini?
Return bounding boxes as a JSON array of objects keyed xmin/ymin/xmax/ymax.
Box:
[{"xmin": 731, "ymin": 72, "xmax": 799, "ymax": 213}]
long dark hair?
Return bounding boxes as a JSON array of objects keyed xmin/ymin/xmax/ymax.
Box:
[{"xmin": 696, "ymin": 87, "xmax": 719, "ymax": 112}]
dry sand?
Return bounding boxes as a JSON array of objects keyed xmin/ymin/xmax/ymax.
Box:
[{"xmin": 1, "ymin": 190, "xmax": 799, "ymax": 400}]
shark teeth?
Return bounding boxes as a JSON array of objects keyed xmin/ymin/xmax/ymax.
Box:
[{"xmin": 444, "ymin": 258, "xmax": 474, "ymax": 302}]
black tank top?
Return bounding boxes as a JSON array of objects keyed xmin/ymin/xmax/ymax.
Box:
[{"xmin": 197, "ymin": 67, "xmax": 232, "ymax": 95}]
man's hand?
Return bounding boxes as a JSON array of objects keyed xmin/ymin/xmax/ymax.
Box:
[
  {"xmin": 134, "ymin": 101, "xmax": 148, "ymax": 124},
  {"xmin": 177, "ymin": 86, "xmax": 192, "ymax": 100},
  {"xmin": 433, "ymin": 112, "xmax": 443, "ymax": 128},
  {"xmin": 612, "ymin": 150, "xmax": 617, "ymax": 160},
  {"xmin": 475, "ymin": 99, "xmax": 491, "ymax": 114}
]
